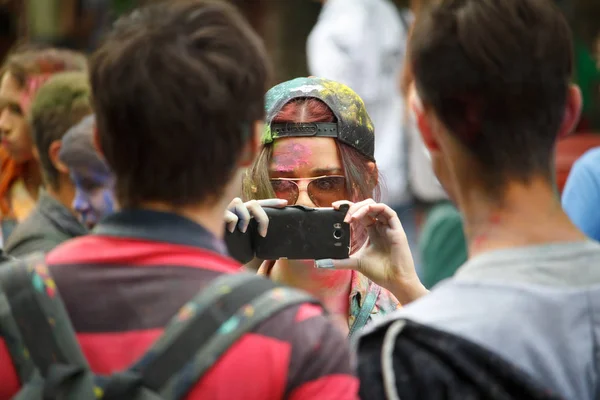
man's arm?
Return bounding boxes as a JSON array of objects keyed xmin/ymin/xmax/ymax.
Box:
[{"xmin": 307, "ymin": 8, "xmax": 366, "ymax": 100}]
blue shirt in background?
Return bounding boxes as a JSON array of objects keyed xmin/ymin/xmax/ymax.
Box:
[{"xmin": 562, "ymin": 147, "xmax": 600, "ymax": 241}]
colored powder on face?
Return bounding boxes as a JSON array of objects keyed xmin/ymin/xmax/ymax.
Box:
[
  {"xmin": 271, "ymin": 142, "xmax": 313, "ymax": 173},
  {"xmin": 71, "ymin": 167, "xmax": 116, "ymax": 228}
]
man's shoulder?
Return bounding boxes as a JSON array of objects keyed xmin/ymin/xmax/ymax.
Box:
[
  {"xmin": 375, "ymin": 241, "xmax": 600, "ymax": 326},
  {"xmin": 4, "ymin": 207, "xmax": 63, "ymax": 256}
]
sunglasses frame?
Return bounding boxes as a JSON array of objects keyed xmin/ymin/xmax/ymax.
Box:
[{"xmin": 269, "ymin": 175, "xmax": 347, "ymax": 207}]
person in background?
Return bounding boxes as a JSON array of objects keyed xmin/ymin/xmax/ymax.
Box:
[
  {"xmin": 418, "ymin": 200, "xmax": 467, "ymax": 288},
  {"xmin": 0, "ymin": 45, "xmax": 87, "ymax": 246},
  {"xmin": 307, "ymin": 0, "xmax": 421, "ymax": 266},
  {"xmin": 4, "ymin": 72, "xmax": 90, "ymax": 257},
  {"xmin": 351, "ymin": 0, "xmax": 600, "ymax": 398},
  {"xmin": 59, "ymin": 114, "xmax": 115, "ymax": 229},
  {"xmin": 562, "ymin": 146, "xmax": 600, "ymax": 241},
  {"xmin": 0, "ymin": 2, "xmax": 358, "ymax": 399},
  {"xmin": 242, "ymin": 77, "xmax": 400, "ymax": 337}
]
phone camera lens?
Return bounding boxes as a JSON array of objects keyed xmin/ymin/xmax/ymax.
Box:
[{"xmin": 333, "ymin": 229, "xmax": 344, "ymax": 240}]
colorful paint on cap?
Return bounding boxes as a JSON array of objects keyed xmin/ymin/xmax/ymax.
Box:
[{"xmin": 264, "ymin": 77, "xmax": 375, "ymax": 161}]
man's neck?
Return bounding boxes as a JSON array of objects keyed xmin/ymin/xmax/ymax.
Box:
[
  {"xmin": 270, "ymin": 259, "xmax": 352, "ymax": 312},
  {"xmin": 21, "ymin": 160, "xmax": 42, "ymax": 201},
  {"xmin": 459, "ymin": 178, "xmax": 587, "ymax": 259},
  {"xmin": 47, "ymin": 176, "xmax": 75, "ymax": 214},
  {"xmin": 138, "ymin": 200, "xmax": 226, "ymax": 239}
]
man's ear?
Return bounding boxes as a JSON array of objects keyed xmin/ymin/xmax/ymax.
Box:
[
  {"xmin": 409, "ymin": 85, "xmax": 440, "ymax": 152},
  {"xmin": 48, "ymin": 140, "xmax": 69, "ymax": 175},
  {"xmin": 557, "ymin": 85, "xmax": 583, "ymax": 139},
  {"xmin": 239, "ymin": 120, "xmax": 262, "ymax": 168}
]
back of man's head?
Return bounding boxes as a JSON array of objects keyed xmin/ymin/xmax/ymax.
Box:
[
  {"xmin": 89, "ymin": 0, "xmax": 270, "ymax": 209},
  {"xmin": 409, "ymin": 0, "xmax": 575, "ymax": 193},
  {"xmin": 30, "ymin": 71, "xmax": 92, "ymax": 189}
]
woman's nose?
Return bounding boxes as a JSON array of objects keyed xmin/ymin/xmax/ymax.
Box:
[{"xmin": 295, "ymin": 189, "xmax": 316, "ymax": 207}]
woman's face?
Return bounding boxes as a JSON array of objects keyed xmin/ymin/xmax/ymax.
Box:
[
  {"xmin": 70, "ymin": 166, "xmax": 116, "ymax": 229},
  {"xmin": 269, "ymin": 137, "xmax": 346, "ymax": 207},
  {"xmin": 0, "ymin": 73, "xmax": 33, "ymax": 163}
]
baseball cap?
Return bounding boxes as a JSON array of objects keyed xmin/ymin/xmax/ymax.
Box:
[{"xmin": 263, "ymin": 77, "xmax": 375, "ymax": 161}]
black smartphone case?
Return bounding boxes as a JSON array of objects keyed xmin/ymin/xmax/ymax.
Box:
[{"xmin": 225, "ymin": 205, "xmax": 350, "ymax": 264}]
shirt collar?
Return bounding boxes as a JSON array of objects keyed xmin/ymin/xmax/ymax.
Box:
[
  {"xmin": 93, "ymin": 208, "xmax": 228, "ymax": 256},
  {"xmin": 349, "ymin": 269, "xmax": 370, "ymax": 308}
]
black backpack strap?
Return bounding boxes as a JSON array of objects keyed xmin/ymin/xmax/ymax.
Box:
[
  {"xmin": 0, "ymin": 254, "xmax": 96, "ymax": 399},
  {"xmin": 105, "ymin": 273, "xmax": 322, "ymax": 400}
]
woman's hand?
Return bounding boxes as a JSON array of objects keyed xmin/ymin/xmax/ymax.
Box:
[
  {"xmin": 225, "ymin": 197, "xmax": 288, "ymax": 237},
  {"xmin": 225, "ymin": 198, "xmax": 287, "ymax": 271},
  {"xmin": 315, "ymin": 199, "xmax": 428, "ymax": 305}
]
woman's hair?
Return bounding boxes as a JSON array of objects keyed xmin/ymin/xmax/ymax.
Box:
[{"xmin": 243, "ymin": 98, "xmax": 381, "ymax": 250}]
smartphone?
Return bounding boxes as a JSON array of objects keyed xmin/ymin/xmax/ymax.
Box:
[{"xmin": 225, "ymin": 205, "xmax": 350, "ymax": 264}]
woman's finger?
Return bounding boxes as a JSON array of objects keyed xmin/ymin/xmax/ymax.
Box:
[
  {"xmin": 257, "ymin": 199, "xmax": 288, "ymax": 208},
  {"xmin": 232, "ymin": 200, "xmax": 252, "ymax": 233},
  {"xmin": 349, "ymin": 203, "xmax": 403, "ymax": 231},
  {"xmin": 246, "ymin": 200, "xmax": 269, "ymax": 237},
  {"xmin": 314, "ymin": 256, "xmax": 361, "ymax": 271},
  {"xmin": 224, "ymin": 210, "xmax": 239, "ymax": 233},
  {"xmin": 343, "ymin": 199, "xmax": 377, "ymax": 222}
]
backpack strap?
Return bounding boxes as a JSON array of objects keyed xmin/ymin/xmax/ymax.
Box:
[
  {"xmin": 348, "ymin": 281, "xmax": 381, "ymax": 339},
  {"xmin": 102, "ymin": 273, "xmax": 322, "ymax": 400},
  {"xmin": 0, "ymin": 254, "xmax": 96, "ymax": 399}
]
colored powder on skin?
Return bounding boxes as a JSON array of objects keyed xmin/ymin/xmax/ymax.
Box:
[
  {"xmin": 309, "ymin": 264, "xmax": 352, "ymax": 294},
  {"xmin": 271, "ymin": 142, "xmax": 313, "ymax": 173},
  {"xmin": 71, "ymin": 166, "xmax": 115, "ymax": 228}
]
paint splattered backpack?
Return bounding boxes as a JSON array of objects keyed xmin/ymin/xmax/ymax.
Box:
[{"xmin": 0, "ymin": 254, "xmax": 322, "ymax": 399}]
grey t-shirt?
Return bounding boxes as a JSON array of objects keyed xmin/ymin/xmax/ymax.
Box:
[{"xmin": 382, "ymin": 241, "xmax": 600, "ymax": 400}]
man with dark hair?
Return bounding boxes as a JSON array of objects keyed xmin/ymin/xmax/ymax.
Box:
[
  {"xmin": 4, "ymin": 71, "xmax": 90, "ymax": 256},
  {"xmin": 0, "ymin": 1, "xmax": 357, "ymax": 399},
  {"xmin": 357, "ymin": 0, "xmax": 600, "ymax": 399}
]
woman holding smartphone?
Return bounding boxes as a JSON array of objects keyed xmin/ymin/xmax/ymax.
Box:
[{"xmin": 230, "ymin": 77, "xmax": 425, "ymax": 336}]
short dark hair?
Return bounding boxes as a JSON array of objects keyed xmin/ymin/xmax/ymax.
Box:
[
  {"xmin": 89, "ymin": 0, "xmax": 271, "ymax": 208},
  {"xmin": 410, "ymin": 0, "xmax": 573, "ymax": 189},
  {"xmin": 30, "ymin": 72, "xmax": 92, "ymax": 189}
]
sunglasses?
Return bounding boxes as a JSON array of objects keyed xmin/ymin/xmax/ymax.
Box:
[{"xmin": 270, "ymin": 175, "xmax": 347, "ymax": 207}]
